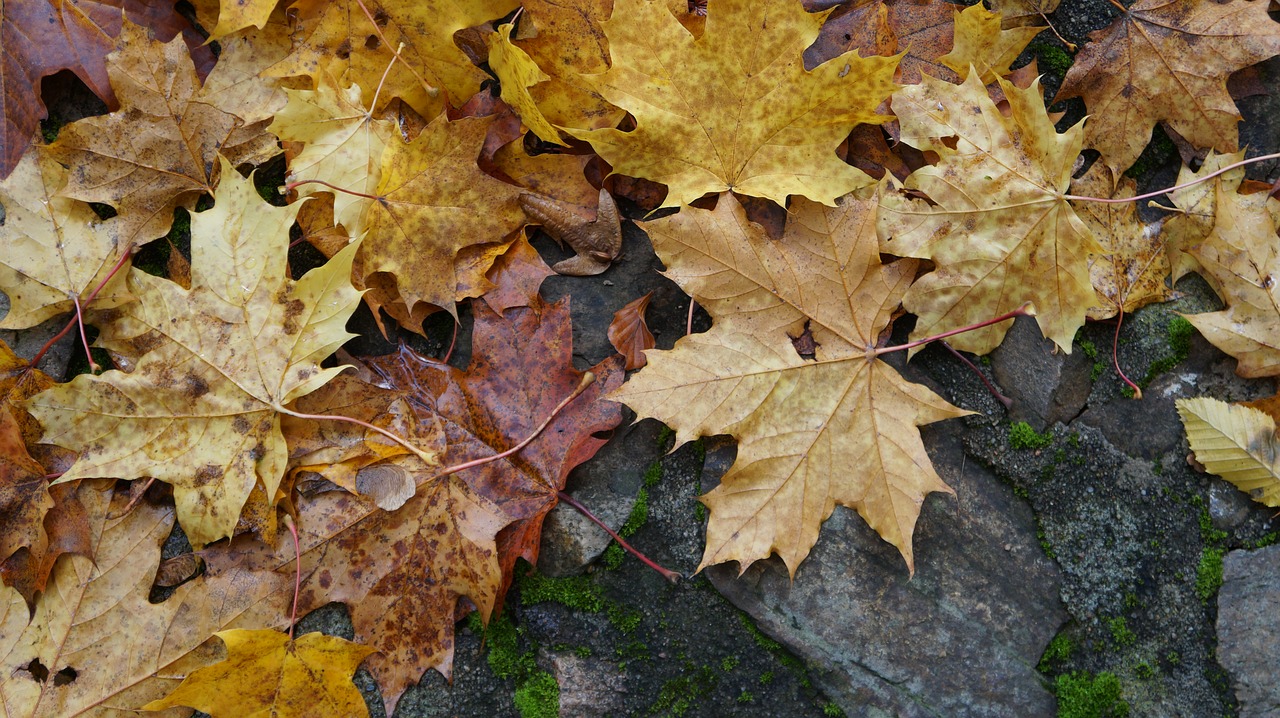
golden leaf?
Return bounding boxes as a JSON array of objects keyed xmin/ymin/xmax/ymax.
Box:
[{"xmin": 1177, "ymin": 396, "xmax": 1280, "ymax": 507}]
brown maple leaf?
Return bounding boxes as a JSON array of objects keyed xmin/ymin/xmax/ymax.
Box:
[
  {"xmin": 609, "ymin": 291, "xmax": 656, "ymax": 370},
  {"xmin": 44, "ymin": 21, "xmax": 240, "ymax": 245},
  {"xmin": 614, "ymin": 192, "xmax": 970, "ymax": 576},
  {"xmin": 1055, "ymin": 0, "xmax": 1280, "ymax": 173},
  {"xmin": 0, "ymin": 0, "xmax": 210, "ymax": 178}
]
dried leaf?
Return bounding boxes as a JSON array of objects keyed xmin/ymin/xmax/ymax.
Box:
[
  {"xmin": 939, "ymin": 4, "xmax": 1043, "ymax": 84},
  {"xmin": 26, "ymin": 161, "xmax": 366, "ymax": 546},
  {"xmin": 608, "ymin": 292, "xmax": 656, "ymax": 370},
  {"xmin": 144, "ymin": 629, "xmax": 375, "ymax": 718},
  {"xmin": 487, "ymin": 22, "xmax": 567, "ymax": 146},
  {"xmin": 1177, "ymin": 396, "xmax": 1280, "ymax": 507},
  {"xmin": 572, "ymin": 0, "xmax": 899, "ymax": 208},
  {"xmin": 614, "ymin": 192, "xmax": 970, "ymax": 576},
  {"xmin": 1055, "ymin": 0, "xmax": 1280, "ymax": 173}
]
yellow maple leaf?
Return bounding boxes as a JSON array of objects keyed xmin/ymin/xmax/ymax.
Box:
[
  {"xmin": 510, "ymin": 0, "xmax": 624, "ymax": 132},
  {"xmin": 1177, "ymin": 397, "xmax": 1280, "ymax": 508},
  {"xmin": 0, "ymin": 146, "xmax": 131, "ymax": 330},
  {"xmin": 878, "ymin": 72, "xmax": 1102, "ymax": 355},
  {"xmin": 199, "ymin": 12, "xmax": 293, "ymax": 167},
  {"xmin": 25, "ymin": 159, "xmax": 366, "ymax": 546},
  {"xmin": 206, "ymin": 0, "xmax": 278, "ymax": 41},
  {"xmin": 270, "ymin": 73, "xmax": 393, "ymax": 238},
  {"xmin": 144, "ymin": 629, "xmax": 375, "ymax": 718},
  {"xmin": 265, "ymin": 0, "xmax": 520, "ymax": 121},
  {"xmin": 1055, "ymin": 0, "xmax": 1280, "ymax": 173},
  {"xmin": 1071, "ymin": 162, "xmax": 1173, "ymax": 321},
  {"xmin": 487, "ymin": 21, "xmax": 567, "ymax": 146},
  {"xmin": 361, "ymin": 114, "xmax": 526, "ymax": 326},
  {"xmin": 1182, "ymin": 184, "xmax": 1280, "ymax": 378},
  {"xmin": 44, "ymin": 21, "xmax": 240, "ymax": 245},
  {"xmin": 572, "ymin": 0, "xmax": 899, "ymax": 208},
  {"xmin": 939, "ymin": 4, "xmax": 1044, "ymax": 84},
  {"xmin": 613, "ymin": 192, "xmax": 970, "ymax": 576}
]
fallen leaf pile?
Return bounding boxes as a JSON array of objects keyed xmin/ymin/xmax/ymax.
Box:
[{"xmin": 0, "ymin": 0, "xmax": 1278, "ymax": 714}]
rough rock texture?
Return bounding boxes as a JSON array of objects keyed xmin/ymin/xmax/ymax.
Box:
[
  {"xmin": 538, "ymin": 650, "xmax": 629, "ymax": 718},
  {"xmin": 1218, "ymin": 545, "xmax": 1280, "ymax": 718},
  {"xmin": 990, "ymin": 315, "xmax": 1092, "ymax": 431},
  {"xmin": 706, "ymin": 421, "xmax": 1066, "ymax": 718}
]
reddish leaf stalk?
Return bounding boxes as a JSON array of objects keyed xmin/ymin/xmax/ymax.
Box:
[
  {"xmin": 73, "ymin": 295, "xmax": 98, "ymax": 372},
  {"xmin": 352, "ymin": 0, "xmax": 438, "ymax": 98},
  {"xmin": 940, "ymin": 342, "xmax": 1012, "ymax": 409},
  {"xmin": 686, "ymin": 299, "xmax": 696, "ymax": 336},
  {"xmin": 1112, "ymin": 309, "xmax": 1142, "ymax": 399},
  {"xmin": 276, "ymin": 404, "xmax": 437, "ymax": 465},
  {"xmin": 425, "ymin": 372, "xmax": 596, "ymax": 482},
  {"xmin": 1064, "ymin": 152, "xmax": 1280, "ymax": 205},
  {"xmin": 30, "ymin": 244, "xmax": 136, "ymax": 369},
  {"xmin": 556, "ymin": 490, "xmax": 681, "ymax": 584},
  {"xmin": 870, "ymin": 305, "xmax": 1033, "ymax": 358}
]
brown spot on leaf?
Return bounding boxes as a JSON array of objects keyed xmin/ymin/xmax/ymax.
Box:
[{"xmin": 193, "ymin": 464, "xmax": 223, "ymax": 486}]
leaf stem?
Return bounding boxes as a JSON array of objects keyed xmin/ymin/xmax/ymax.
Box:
[
  {"xmin": 686, "ymin": 299, "xmax": 697, "ymax": 336},
  {"xmin": 353, "ymin": 0, "xmax": 438, "ymax": 98},
  {"xmin": 1064, "ymin": 152, "xmax": 1280, "ymax": 205},
  {"xmin": 870, "ymin": 305, "xmax": 1034, "ymax": 358},
  {"xmin": 425, "ymin": 372, "xmax": 596, "ymax": 482},
  {"xmin": 555, "ymin": 490, "xmax": 681, "ymax": 584},
  {"xmin": 275, "ymin": 405, "xmax": 438, "ymax": 465},
  {"xmin": 284, "ymin": 179, "xmax": 383, "ymax": 202},
  {"xmin": 73, "ymin": 295, "xmax": 99, "ymax": 372},
  {"xmin": 30, "ymin": 244, "xmax": 136, "ymax": 369},
  {"xmin": 1111, "ymin": 309, "xmax": 1142, "ymax": 399}
]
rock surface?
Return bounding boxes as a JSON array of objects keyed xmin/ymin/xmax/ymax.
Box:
[
  {"xmin": 706, "ymin": 423, "xmax": 1066, "ymax": 718},
  {"xmin": 1218, "ymin": 545, "xmax": 1280, "ymax": 718}
]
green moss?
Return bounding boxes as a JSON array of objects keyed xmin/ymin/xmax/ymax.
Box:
[
  {"xmin": 1055, "ymin": 671, "xmax": 1130, "ymax": 718},
  {"xmin": 1124, "ymin": 124, "xmax": 1177, "ymax": 179},
  {"xmin": 252, "ymin": 154, "xmax": 288, "ymax": 207},
  {"xmin": 1195, "ymin": 547, "xmax": 1224, "ymax": 603},
  {"xmin": 1029, "ymin": 41, "xmax": 1074, "ymax": 77},
  {"xmin": 739, "ymin": 614, "xmax": 781, "ymax": 652},
  {"xmin": 1248, "ymin": 531, "xmax": 1279, "ymax": 548},
  {"xmin": 1165, "ymin": 650, "xmax": 1180, "ymax": 665},
  {"xmin": 822, "ymin": 702, "xmax": 847, "ymax": 718},
  {"xmin": 513, "ymin": 671, "xmax": 560, "ymax": 718},
  {"xmin": 1105, "ymin": 617, "xmax": 1136, "ymax": 648},
  {"xmin": 484, "ymin": 612, "xmax": 536, "ymax": 680},
  {"xmin": 1079, "ymin": 340, "xmax": 1099, "ymax": 360},
  {"xmin": 657, "ymin": 424, "xmax": 674, "ymax": 449},
  {"xmin": 1038, "ymin": 634, "xmax": 1073, "ymax": 672},
  {"xmin": 1010, "ymin": 421, "xmax": 1054, "ymax": 450},
  {"xmin": 518, "ymin": 573, "xmax": 605, "ymax": 612},
  {"xmin": 1134, "ymin": 663, "xmax": 1154, "ymax": 680},
  {"xmin": 759, "ymin": 671, "xmax": 774, "ymax": 685},
  {"xmin": 606, "ymin": 603, "xmax": 642, "ymax": 635},
  {"xmin": 720, "ymin": 655, "xmax": 740, "ymax": 672},
  {"xmin": 736, "ymin": 690, "xmax": 755, "ymax": 703},
  {"xmin": 648, "ymin": 665, "xmax": 717, "ymax": 716}
]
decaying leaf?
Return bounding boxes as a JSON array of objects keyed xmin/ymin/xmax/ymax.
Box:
[
  {"xmin": 1182, "ymin": 184, "xmax": 1280, "ymax": 377},
  {"xmin": 939, "ymin": 4, "xmax": 1043, "ymax": 84},
  {"xmin": 519, "ymin": 188, "xmax": 622, "ymax": 276},
  {"xmin": 1072, "ymin": 162, "xmax": 1173, "ymax": 321},
  {"xmin": 265, "ymin": 0, "xmax": 520, "ymax": 121},
  {"xmin": 1055, "ymin": 0, "xmax": 1280, "ymax": 173},
  {"xmin": 573, "ymin": 0, "xmax": 899, "ymax": 208},
  {"xmin": 44, "ymin": 22, "xmax": 240, "ymax": 245},
  {"xmin": 0, "ymin": 146, "xmax": 131, "ymax": 330},
  {"xmin": 609, "ymin": 291, "xmax": 656, "ymax": 370},
  {"xmin": 144, "ymin": 629, "xmax": 375, "ymax": 718},
  {"xmin": 510, "ymin": 0, "xmax": 623, "ymax": 132},
  {"xmin": 1177, "ymin": 396, "xmax": 1280, "ymax": 507},
  {"xmin": 25, "ymin": 161, "xmax": 366, "ymax": 546},
  {"xmin": 878, "ymin": 72, "xmax": 1101, "ymax": 355},
  {"xmin": 487, "ymin": 22, "xmax": 567, "ymax": 146},
  {"xmin": 614, "ymin": 192, "xmax": 970, "ymax": 576}
]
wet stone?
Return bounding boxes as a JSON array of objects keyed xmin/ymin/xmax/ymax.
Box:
[{"xmin": 1217, "ymin": 545, "xmax": 1280, "ymax": 718}]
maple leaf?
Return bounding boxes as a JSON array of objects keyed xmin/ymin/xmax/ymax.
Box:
[
  {"xmin": 487, "ymin": 21, "xmax": 567, "ymax": 146},
  {"xmin": 939, "ymin": 4, "xmax": 1044, "ymax": 84},
  {"xmin": 878, "ymin": 72, "xmax": 1102, "ymax": 355},
  {"xmin": 43, "ymin": 22, "xmax": 240, "ymax": 244},
  {"xmin": 613, "ymin": 192, "xmax": 970, "ymax": 576},
  {"xmin": 0, "ymin": 481, "xmax": 296, "ymax": 716},
  {"xmin": 198, "ymin": 15, "xmax": 293, "ymax": 167},
  {"xmin": 609, "ymin": 291, "xmax": 656, "ymax": 370},
  {"xmin": 144, "ymin": 629, "xmax": 375, "ymax": 717},
  {"xmin": 360, "ymin": 113, "xmax": 526, "ymax": 326},
  {"xmin": 1177, "ymin": 396, "xmax": 1280, "ymax": 507},
  {"xmin": 807, "ymin": 0, "xmax": 956, "ymax": 85},
  {"xmin": 0, "ymin": 0, "xmax": 209, "ymax": 178},
  {"xmin": 572, "ymin": 0, "xmax": 899, "ymax": 208},
  {"xmin": 270, "ymin": 73, "xmax": 393, "ymax": 238},
  {"xmin": 265, "ymin": 0, "xmax": 520, "ymax": 121},
  {"xmin": 1055, "ymin": 0, "xmax": 1280, "ymax": 173},
  {"xmin": 990, "ymin": 0, "xmax": 1063, "ymax": 27},
  {"xmin": 25, "ymin": 161, "xmax": 365, "ymax": 546},
  {"xmin": 207, "ymin": 0, "xmax": 279, "ymax": 41},
  {"xmin": 1071, "ymin": 162, "xmax": 1173, "ymax": 321},
  {"xmin": 0, "ymin": 146, "xmax": 131, "ymax": 330},
  {"xmin": 0, "ymin": 409, "xmax": 53, "ymax": 576},
  {"xmin": 363, "ymin": 298, "xmax": 624, "ymax": 596},
  {"xmin": 1182, "ymin": 184, "xmax": 1280, "ymax": 378}
]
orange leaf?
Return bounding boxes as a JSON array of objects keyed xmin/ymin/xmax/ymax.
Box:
[{"xmin": 608, "ymin": 292, "xmax": 656, "ymax": 370}]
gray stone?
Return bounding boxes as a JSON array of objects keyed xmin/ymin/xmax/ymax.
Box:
[
  {"xmin": 538, "ymin": 419, "xmax": 665, "ymax": 577},
  {"xmin": 0, "ymin": 300, "xmax": 76, "ymax": 379},
  {"xmin": 1208, "ymin": 482, "xmax": 1256, "ymax": 534},
  {"xmin": 989, "ymin": 315, "xmax": 1092, "ymax": 431},
  {"xmin": 1218, "ymin": 545, "xmax": 1280, "ymax": 718},
  {"xmin": 706, "ymin": 423, "xmax": 1066, "ymax": 718},
  {"xmin": 538, "ymin": 650, "xmax": 628, "ymax": 718}
]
